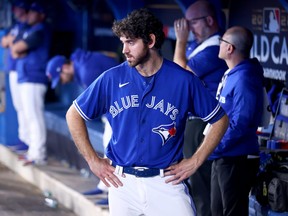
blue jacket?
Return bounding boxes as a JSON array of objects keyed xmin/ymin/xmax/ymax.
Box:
[
  {"xmin": 210, "ymin": 58, "xmax": 264, "ymax": 159},
  {"xmin": 71, "ymin": 49, "xmax": 119, "ymax": 89},
  {"xmin": 17, "ymin": 23, "xmax": 50, "ymax": 84},
  {"xmin": 4, "ymin": 22, "xmax": 28, "ymax": 73},
  {"xmin": 186, "ymin": 33, "xmax": 228, "ymax": 97}
]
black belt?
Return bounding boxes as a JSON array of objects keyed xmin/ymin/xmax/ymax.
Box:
[{"xmin": 112, "ymin": 162, "xmax": 161, "ymax": 178}]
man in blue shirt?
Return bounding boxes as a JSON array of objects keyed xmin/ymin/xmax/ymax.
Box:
[
  {"xmin": 46, "ymin": 48, "xmax": 119, "ymax": 206},
  {"xmin": 46, "ymin": 49, "xmax": 118, "ymax": 90},
  {"xmin": 1, "ymin": 1, "xmax": 30, "ymax": 151},
  {"xmin": 211, "ymin": 26, "xmax": 263, "ymax": 216},
  {"xmin": 11, "ymin": 2, "xmax": 51, "ymax": 165},
  {"xmin": 66, "ymin": 8, "xmax": 228, "ymax": 215},
  {"xmin": 173, "ymin": 1, "xmax": 227, "ymax": 215}
]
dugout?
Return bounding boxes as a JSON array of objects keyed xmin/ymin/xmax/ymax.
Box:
[{"xmin": 0, "ymin": 1, "xmax": 288, "ymax": 214}]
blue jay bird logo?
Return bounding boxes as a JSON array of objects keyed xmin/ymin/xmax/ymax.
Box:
[{"xmin": 152, "ymin": 122, "xmax": 177, "ymax": 146}]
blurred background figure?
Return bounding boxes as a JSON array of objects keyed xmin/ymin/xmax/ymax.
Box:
[
  {"xmin": 11, "ymin": 1, "xmax": 51, "ymax": 165},
  {"xmin": 46, "ymin": 48, "xmax": 119, "ymax": 206},
  {"xmin": 173, "ymin": 1, "xmax": 227, "ymax": 215},
  {"xmin": 0, "ymin": 0, "xmax": 30, "ymax": 152},
  {"xmin": 210, "ymin": 26, "xmax": 264, "ymax": 216},
  {"xmin": 46, "ymin": 48, "xmax": 118, "ymax": 90}
]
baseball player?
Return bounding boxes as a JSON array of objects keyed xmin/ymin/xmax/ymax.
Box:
[
  {"xmin": 46, "ymin": 48, "xmax": 119, "ymax": 205},
  {"xmin": 11, "ymin": 2, "xmax": 51, "ymax": 165},
  {"xmin": 66, "ymin": 8, "xmax": 228, "ymax": 216},
  {"xmin": 46, "ymin": 48, "xmax": 119, "ymax": 90},
  {"xmin": 1, "ymin": 0, "xmax": 30, "ymax": 151}
]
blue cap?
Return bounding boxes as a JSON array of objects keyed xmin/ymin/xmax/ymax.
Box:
[
  {"xmin": 46, "ymin": 55, "xmax": 66, "ymax": 89},
  {"xmin": 70, "ymin": 48, "xmax": 83, "ymax": 62},
  {"xmin": 29, "ymin": 2, "xmax": 46, "ymax": 14}
]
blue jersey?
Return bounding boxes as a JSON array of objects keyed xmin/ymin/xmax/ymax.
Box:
[
  {"xmin": 4, "ymin": 21, "xmax": 28, "ymax": 72},
  {"xmin": 71, "ymin": 49, "xmax": 119, "ymax": 89},
  {"xmin": 17, "ymin": 23, "xmax": 51, "ymax": 84},
  {"xmin": 210, "ymin": 58, "xmax": 264, "ymax": 159},
  {"xmin": 186, "ymin": 34, "xmax": 227, "ymax": 97},
  {"xmin": 73, "ymin": 59, "xmax": 225, "ymax": 168}
]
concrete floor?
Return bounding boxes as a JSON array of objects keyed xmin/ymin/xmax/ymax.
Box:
[
  {"xmin": 0, "ymin": 162, "xmax": 76, "ymax": 216},
  {"xmin": 0, "ymin": 144, "xmax": 109, "ymax": 216}
]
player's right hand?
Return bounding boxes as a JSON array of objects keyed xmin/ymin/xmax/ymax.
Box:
[{"xmin": 89, "ymin": 157, "xmax": 123, "ymax": 188}]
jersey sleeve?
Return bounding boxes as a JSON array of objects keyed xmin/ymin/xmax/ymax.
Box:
[
  {"xmin": 73, "ymin": 74, "xmax": 107, "ymax": 121},
  {"xmin": 189, "ymin": 75, "xmax": 225, "ymax": 124}
]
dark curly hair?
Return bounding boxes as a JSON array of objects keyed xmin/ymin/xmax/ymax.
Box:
[{"xmin": 112, "ymin": 8, "xmax": 165, "ymax": 50}]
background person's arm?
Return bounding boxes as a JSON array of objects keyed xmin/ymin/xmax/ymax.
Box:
[
  {"xmin": 11, "ymin": 40, "xmax": 28, "ymax": 58},
  {"xmin": 173, "ymin": 18, "xmax": 192, "ymax": 72}
]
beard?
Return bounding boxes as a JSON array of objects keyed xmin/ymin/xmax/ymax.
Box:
[{"xmin": 126, "ymin": 46, "xmax": 150, "ymax": 67}]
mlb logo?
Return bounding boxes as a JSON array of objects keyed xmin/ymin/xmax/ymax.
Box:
[{"xmin": 263, "ymin": 8, "xmax": 280, "ymax": 33}]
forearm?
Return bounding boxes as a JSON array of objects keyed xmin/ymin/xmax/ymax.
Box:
[
  {"xmin": 66, "ymin": 105, "xmax": 100, "ymax": 165},
  {"xmin": 1, "ymin": 35, "xmax": 14, "ymax": 48},
  {"xmin": 164, "ymin": 114, "xmax": 228, "ymax": 184},
  {"xmin": 173, "ymin": 40, "xmax": 188, "ymax": 69},
  {"xmin": 11, "ymin": 40, "xmax": 28, "ymax": 58},
  {"xmin": 1, "ymin": 36, "xmax": 9, "ymax": 48},
  {"xmin": 66, "ymin": 105, "xmax": 123, "ymax": 187},
  {"xmin": 192, "ymin": 114, "xmax": 229, "ymax": 166}
]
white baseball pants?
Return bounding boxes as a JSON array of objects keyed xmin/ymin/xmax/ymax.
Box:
[
  {"xmin": 9, "ymin": 71, "xmax": 29, "ymax": 144},
  {"xmin": 18, "ymin": 82, "xmax": 47, "ymax": 161},
  {"xmin": 108, "ymin": 172, "xmax": 196, "ymax": 216}
]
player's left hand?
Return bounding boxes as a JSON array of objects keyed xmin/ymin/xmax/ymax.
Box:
[{"xmin": 164, "ymin": 158, "xmax": 200, "ymax": 185}]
